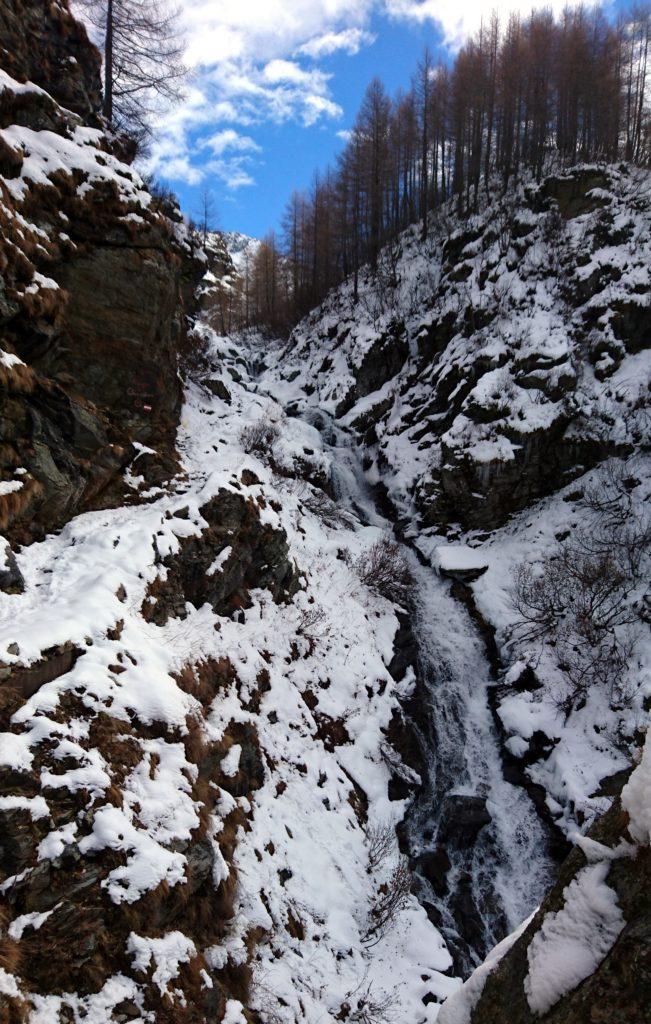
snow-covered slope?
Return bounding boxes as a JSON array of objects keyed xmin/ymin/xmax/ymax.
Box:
[
  {"xmin": 220, "ymin": 232, "xmax": 260, "ymax": 273},
  {"xmin": 0, "ymin": 328, "xmax": 459, "ymax": 1021},
  {"xmin": 268, "ymin": 165, "xmax": 649, "ymax": 533},
  {"xmin": 264, "ymin": 164, "xmax": 651, "ymax": 849}
]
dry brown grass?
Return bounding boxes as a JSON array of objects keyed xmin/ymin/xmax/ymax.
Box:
[
  {"xmin": 0, "ymin": 477, "xmax": 44, "ymax": 533},
  {"xmin": 176, "ymin": 658, "xmax": 236, "ymax": 710},
  {"xmin": 0, "ymin": 908, "xmax": 20, "ymax": 976}
]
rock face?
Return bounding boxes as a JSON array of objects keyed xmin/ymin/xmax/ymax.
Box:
[
  {"xmin": 0, "ymin": 0, "xmax": 206, "ymax": 542},
  {"xmin": 274, "ymin": 165, "xmax": 650, "ymax": 533},
  {"xmin": 439, "ymin": 783, "xmax": 651, "ymax": 1024},
  {"xmin": 143, "ymin": 489, "xmax": 300, "ymax": 625},
  {"xmin": 0, "ymin": 0, "xmax": 102, "ymax": 117}
]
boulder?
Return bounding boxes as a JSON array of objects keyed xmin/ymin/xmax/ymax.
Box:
[
  {"xmin": 0, "ymin": 539, "xmax": 23, "ymax": 593},
  {"xmin": 435, "ymin": 545, "xmax": 489, "ymax": 583},
  {"xmin": 142, "ymin": 489, "xmax": 300, "ymax": 625},
  {"xmin": 437, "ymin": 794, "xmax": 492, "ymax": 849}
]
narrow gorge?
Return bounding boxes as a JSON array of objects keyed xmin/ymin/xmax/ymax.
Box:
[{"xmin": 0, "ymin": 2, "xmax": 649, "ymax": 1023}]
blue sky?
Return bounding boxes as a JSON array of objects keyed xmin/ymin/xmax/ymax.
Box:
[{"xmin": 148, "ymin": 0, "xmax": 617, "ymax": 239}]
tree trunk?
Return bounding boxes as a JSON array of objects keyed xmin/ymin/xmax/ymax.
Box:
[{"xmin": 103, "ymin": 0, "xmax": 114, "ymax": 123}]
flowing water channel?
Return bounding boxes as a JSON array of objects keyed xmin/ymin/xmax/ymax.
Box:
[{"xmin": 290, "ymin": 404, "xmax": 554, "ymax": 975}]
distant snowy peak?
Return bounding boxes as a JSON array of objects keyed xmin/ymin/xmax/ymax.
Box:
[{"xmin": 219, "ymin": 231, "xmax": 261, "ymax": 272}]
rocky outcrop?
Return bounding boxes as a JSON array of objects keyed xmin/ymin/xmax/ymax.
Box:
[
  {"xmin": 143, "ymin": 488, "xmax": 300, "ymax": 625},
  {"xmin": 0, "ymin": 699, "xmax": 266, "ymax": 1022},
  {"xmin": 275, "ymin": 165, "xmax": 650, "ymax": 534},
  {"xmin": 0, "ymin": 463, "xmax": 301, "ymax": 1021},
  {"xmin": 0, "ymin": 0, "xmax": 102, "ymax": 117},
  {"xmin": 438, "ymin": 737, "xmax": 651, "ymax": 1024},
  {"xmin": 0, "ymin": 0, "xmax": 206, "ymax": 543}
]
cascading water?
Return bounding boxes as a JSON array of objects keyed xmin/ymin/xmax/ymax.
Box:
[{"xmin": 290, "ymin": 404, "xmax": 554, "ymax": 976}]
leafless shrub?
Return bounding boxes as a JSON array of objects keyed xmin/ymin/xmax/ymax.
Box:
[
  {"xmin": 239, "ymin": 420, "xmax": 281, "ymax": 460},
  {"xmin": 340, "ymin": 979, "xmax": 397, "ymax": 1024},
  {"xmin": 364, "ymin": 820, "xmax": 397, "ymax": 874},
  {"xmin": 302, "ymin": 487, "xmax": 351, "ymax": 529},
  {"xmin": 296, "ymin": 604, "xmax": 330, "ymax": 648},
  {"xmin": 355, "ymin": 538, "xmax": 413, "ymax": 606},
  {"xmin": 509, "ymin": 495, "xmax": 648, "ymax": 712},
  {"xmin": 364, "ymin": 856, "xmax": 412, "ymax": 947},
  {"xmin": 577, "ymin": 460, "xmax": 650, "ymax": 567}
]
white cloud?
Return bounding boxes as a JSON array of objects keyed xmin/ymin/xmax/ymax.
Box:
[
  {"xmin": 298, "ymin": 28, "xmax": 376, "ymax": 58},
  {"xmin": 206, "ymin": 159, "xmax": 256, "ymax": 190},
  {"xmin": 262, "ymin": 59, "xmax": 328, "ymax": 86},
  {"xmin": 383, "ymin": 0, "xmax": 586, "ymax": 48},
  {"xmin": 180, "ymin": 0, "xmax": 373, "ymax": 67},
  {"xmin": 145, "ymin": 0, "xmax": 372, "ymax": 189},
  {"xmin": 147, "ymin": 0, "xmax": 590, "ymax": 194},
  {"xmin": 336, "ymin": 129, "xmax": 353, "ymax": 142},
  {"xmin": 199, "ymin": 129, "xmax": 261, "ymax": 156}
]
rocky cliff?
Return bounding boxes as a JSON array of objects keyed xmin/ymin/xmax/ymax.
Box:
[
  {"xmin": 437, "ymin": 734, "xmax": 651, "ymax": 1024},
  {"xmin": 0, "ymin": 0, "xmax": 205, "ymax": 545},
  {"xmin": 272, "ymin": 165, "xmax": 649, "ymax": 533},
  {"xmin": 264, "ymin": 161, "xmax": 650, "ymax": 1016}
]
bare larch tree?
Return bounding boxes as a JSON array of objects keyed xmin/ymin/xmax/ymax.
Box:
[{"xmin": 80, "ymin": 0, "xmax": 185, "ymax": 139}]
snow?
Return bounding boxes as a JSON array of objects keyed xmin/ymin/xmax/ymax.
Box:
[
  {"xmin": 78, "ymin": 804, "xmax": 189, "ymax": 904},
  {"xmin": 523, "ymin": 861, "xmax": 625, "ymax": 1015},
  {"xmin": 2, "ymin": 121, "xmax": 150, "ymax": 207},
  {"xmin": 8, "ymin": 908, "xmax": 54, "ymax": 940},
  {"xmin": 0, "ymin": 350, "xmax": 25, "ymax": 369},
  {"xmin": 223, "ymin": 1000, "xmax": 248, "ymax": 1024},
  {"xmin": 220, "ymin": 744, "xmax": 241, "ymax": 777},
  {"xmin": 0, "ymin": 480, "xmax": 23, "ymax": 496},
  {"xmin": 434, "ymin": 545, "xmax": 489, "ymax": 573},
  {"xmin": 207, "ymin": 544, "xmax": 232, "ymax": 576},
  {"xmin": 621, "ymin": 731, "xmax": 651, "ymax": 846},
  {"xmin": 0, "ymin": 321, "xmax": 456, "ymax": 1019},
  {"xmin": 128, "ymin": 931, "xmax": 197, "ymax": 996},
  {"xmin": 0, "ymin": 794, "xmax": 49, "ymax": 819},
  {"xmin": 38, "ymin": 822, "xmax": 78, "ymax": 860},
  {"xmin": 0, "ymin": 968, "xmax": 20, "ymax": 998},
  {"xmin": 219, "ymin": 231, "xmax": 260, "ymax": 272}
]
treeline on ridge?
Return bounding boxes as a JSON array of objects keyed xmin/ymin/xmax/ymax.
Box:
[{"xmin": 213, "ymin": 3, "xmax": 651, "ymax": 335}]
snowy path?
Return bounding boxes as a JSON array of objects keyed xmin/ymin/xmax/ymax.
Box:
[{"xmin": 268, "ymin": 400, "xmax": 553, "ymax": 973}]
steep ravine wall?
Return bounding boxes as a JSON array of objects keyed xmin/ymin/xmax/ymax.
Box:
[
  {"xmin": 263, "ymin": 160, "xmax": 650, "ymax": 1020},
  {"xmin": 0, "ymin": 0, "xmax": 206, "ymax": 545}
]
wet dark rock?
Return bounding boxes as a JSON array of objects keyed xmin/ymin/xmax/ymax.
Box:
[
  {"xmin": 462, "ymin": 801, "xmax": 651, "ymax": 1024},
  {"xmin": 439, "ymin": 563, "xmax": 488, "ymax": 584},
  {"xmin": 0, "ymin": 543, "xmax": 23, "ymax": 593},
  {"xmin": 142, "ymin": 488, "xmax": 299, "ymax": 625},
  {"xmin": 537, "ymin": 168, "xmax": 611, "ymax": 219},
  {"xmin": 417, "ymin": 846, "xmax": 451, "ymax": 897},
  {"xmin": 437, "ymin": 794, "xmax": 491, "ymax": 849},
  {"xmin": 49, "ymin": 244, "xmax": 183, "ymax": 446},
  {"xmin": 205, "ymin": 378, "xmax": 232, "ymax": 404},
  {"xmin": 387, "ymin": 611, "xmax": 419, "ymax": 682},
  {"xmin": 510, "ymin": 665, "xmax": 543, "ymax": 693},
  {"xmin": 592, "ymin": 767, "xmax": 634, "ymax": 798},
  {"xmin": 449, "ymin": 870, "xmax": 488, "ymax": 956},
  {"xmin": 336, "ymin": 323, "xmax": 408, "ymax": 417},
  {"xmin": 0, "ymin": 806, "xmax": 42, "ymax": 876}
]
